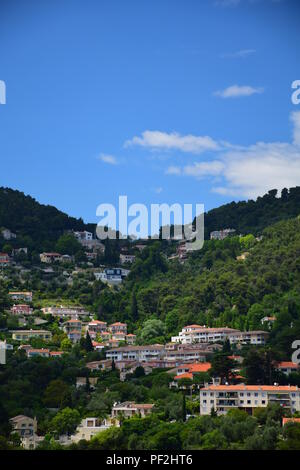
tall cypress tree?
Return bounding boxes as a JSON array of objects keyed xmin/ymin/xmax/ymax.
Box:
[{"xmin": 85, "ymin": 331, "xmax": 93, "ymax": 352}]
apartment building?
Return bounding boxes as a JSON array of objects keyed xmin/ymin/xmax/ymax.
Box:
[
  {"xmin": 11, "ymin": 304, "xmax": 33, "ymax": 315},
  {"xmin": 172, "ymin": 326, "xmax": 239, "ymax": 344},
  {"xmin": 63, "ymin": 319, "xmax": 82, "ymax": 333},
  {"xmin": 8, "ymin": 291, "xmax": 32, "ymax": 302},
  {"xmin": 109, "ymin": 322, "xmax": 127, "ymax": 334},
  {"xmin": 87, "ymin": 320, "xmax": 107, "ymax": 339},
  {"xmin": 165, "ymin": 347, "xmax": 209, "ymax": 364},
  {"xmin": 200, "ymin": 384, "xmax": 300, "ymax": 415},
  {"xmin": 106, "ymin": 344, "xmax": 165, "ymax": 362},
  {"xmin": 11, "ymin": 330, "xmax": 52, "ymax": 341},
  {"xmin": 228, "ymin": 330, "xmax": 269, "ymax": 345},
  {"xmin": 172, "ymin": 325, "xmax": 269, "ymax": 346},
  {"xmin": 41, "ymin": 306, "xmax": 90, "ymax": 318}
]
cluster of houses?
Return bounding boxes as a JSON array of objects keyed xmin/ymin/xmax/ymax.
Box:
[
  {"xmin": 171, "ymin": 324, "xmax": 269, "ymax": 346},
  {"xmin": 9, "ymin": 400, "xmax": 154, "ymax": 449},
  {"xmin": 62, "ymin": 319, "xmax": 136, "ymax": 346}
]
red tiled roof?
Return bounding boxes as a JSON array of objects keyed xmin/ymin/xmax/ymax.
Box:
[{"xmin": 277, "ymin": 361, "xmax": 299, "ymax": 369}]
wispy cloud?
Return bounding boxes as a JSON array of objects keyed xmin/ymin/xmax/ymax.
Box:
[
  {"xmin": 183, "ymin": 161, "xmax": 225, "ymax": 178},
  {"xmin": 165, "ymin": 166, "xmax": 182, "ymax": 175},
  {"xmin": 214, "ymin": 0, "xmax": 240, "ymax": 6},
  {"xmin": 98, "ymin": 153, "xmax": 118, "ymax": 165},
  {"xmin": 214, "ymin": 84, "xmax": 264, "ymax": 98},
  {"xmin": 166, "ymin": 111, "xmax": 300, "ymax": 199},
  {"xmin": 220, "ymin": 49, "xmax": 256, "ymax": 59},
  {"xmin": 125, "ymin": 130, "xmax": 220, "ymax": 154}
]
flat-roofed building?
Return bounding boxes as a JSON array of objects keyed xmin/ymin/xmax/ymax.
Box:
[
  {"xmin": 200, "ymin": 384, "xmax": 300, "ymax": 416},
  {"xmin": 41, "ymin": 306, "xmax": 90, "ymax": 318},
  {"xmin": 106, "ymin": 344, "xmax": 165, "ymax": 363},
  {"xmin": 172, "ymin": 326, "xmax": 239, "ymax": 344},
  {"xmin": 8, "ymin": 291, "xmax": 32, "ymax": 302},
  {"xmin": 11, "ymin": 329, "xmax": 52, "ymax": 341},
  {"xmin": 228, "ymin": 330, "xmax": 269, "ymax": 345}
]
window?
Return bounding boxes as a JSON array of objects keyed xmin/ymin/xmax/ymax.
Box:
[
  {"xmin": 247, "ymin": 400, "xmax": 251, "ymax": 404},
  {"xmin": 262, "ymin": 400, "xmax": 266, "ymax": 404}
]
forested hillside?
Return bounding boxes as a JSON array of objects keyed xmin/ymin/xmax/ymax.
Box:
[
  {"xmin": 203, "ymin": 187, "xmax": 300, "ymax": 238},
  {"xmin": 1, "ymin": 186, "xmax": 300, "ymax": 250},
  {"xmin": 0, "ymin": 187, "xmax": 94, "ymax": 251},
  {"xmin": 93, "ymin": 216, "xmax": 300, "ymax": 358}
]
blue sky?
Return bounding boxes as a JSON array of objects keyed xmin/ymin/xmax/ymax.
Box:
[{"xmin": 0, "ymin": 0, "xmax": 300, "ymax": 224}]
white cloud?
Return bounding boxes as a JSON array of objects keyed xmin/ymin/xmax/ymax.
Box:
[
  {"xmin": 220, "ymin": 49, "xmax": 256, "ymax": 59},
  {"xmin": 213, "ymin": 142, "xmax": 300, "ymax": 198},
  {"xmin": 166, "ymin": 111, "xmax": 300, "ymax": 199},
  {"xmin": 125, "ymin": 130, "xmax": 220, "ymax": 154},
  {"xmin": 214, "ymin": 84, "xmax": 264, "ymax": 98},
  {"xmin": 183, "ymin": 161, "xmax": 225, "ymax": 178},
  {"xmin": 291, "ymin": 111, "xmax": 300, "ymax": 146},
  {"xmin": 98, "ymin": 153, "xmax": 118, "ymax": 165},
  {"xmin": 165, "ymin": 166, "xmax": 182, "ymax": 175}
]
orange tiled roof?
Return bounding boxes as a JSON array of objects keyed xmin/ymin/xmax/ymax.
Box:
[
  {"xmin": 277, "ymin": 361, "xmax": 299, "ymax": 369},
  {"xmin": 283, "ymin": 418, "xmax": 300, "ymax": 426},
  {"xmin": 175, "ymin": 372, "xmax": 193, "ymax": 380}
]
